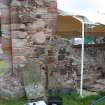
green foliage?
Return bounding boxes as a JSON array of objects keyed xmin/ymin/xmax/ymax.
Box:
[
  {"xmin": 49, "ymin": 92, "xmax": 105, "ymax": 105},
  {"xmin": 0, "ymin": 61, "xmax": 4, "ymax": 74},
  {"xmin": 98, "ymin": 91, "xmax": 105, "ymax": 96},
  {"xmin": 0, "ymin": 97, "xmax": 27, "ymax": 105},
  {"xmin": 0, "ymin": 93, "xmax": 105, "ymax": 105}
]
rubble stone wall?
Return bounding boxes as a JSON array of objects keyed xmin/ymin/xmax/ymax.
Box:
[
  {"xmin": 1, "ymin": 0, "xmax": 105, "ymax": 100},
  {"xmin": 10, "ymin": 0, "xmax": 58, "ymax": 99},
  {"xmin": 11, "ymin": 0, "xmax": 57, "ymax": 73},
  {"xmin": 43, "ymin": 36, "xmax": 105, "ymax": 92},
  {"xmin": 0, "ymin": 0, "xmax": 25, "ymax": 100}
]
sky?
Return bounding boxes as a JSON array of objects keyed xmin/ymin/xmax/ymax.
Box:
[
  {"xmin": 57, "ymin": 0, "xmax": 105, "ymax": 13},
  {"xmin": 57, "ymin": 0, "xmax": 105, "ymax": 24}
]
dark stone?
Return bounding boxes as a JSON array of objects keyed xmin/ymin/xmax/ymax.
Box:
[
  {"xmin": 101, "ymin": 71, "xmax": 105, "ymax": 78},
  {"xmin": 36, "ymin": 14, "xmax": 41, "ymax": 19},
  {"xmin": 66, "ymin": 52, "xmax": 70, "ymax": 56},
  {"xmin": 46, "ymin": 36, "xmax": 50, "ymax": 41},
  {"xmin": 48, "ymin": 88, "xmax": 76, "ymax": 94},
  {"xmin": 35, "ymin": 47, "xmax": 45, "ymax": 57},
  {"xmin": 48, "ymin": 96, "xmax": 63, "ymax": 105},
  {"xmin": 48, "ymin": 50, "xmax": 54, "ymax": 56},
  {"xmin": 60, "ymin": 68, "xmax": 66, "ymax": 75},
  {"xmin": 59, "ymin": 48, "xmax": 66, "ymax": 54},
  {"xmin": 58, "ymin": 54, "xmax": 65, "ymax": 61},
  {"xmin": 47, "ymin": 56, "xmax": 55, "ymax": 63},
  {"xmin": 48, "ymin": 88, "xmax": 60, "ymax": 94},
  {"xmin": 102, "ymin": 37, "xmax": 105, "ymax": 42},
  {"xmin": 60, "ymin": 88, "xmax": 76, "ymax": 94}
]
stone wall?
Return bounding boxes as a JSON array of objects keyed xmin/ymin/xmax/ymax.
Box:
[
  {"xmin": 46, "ymin": 36, "xmax": 105, "ymax": 92},
  {"xmin": 0, "ymin": 0, "xmax": 57, "ymax": 100},
  {"xmin": 0, "ymin": 0, "xmax": 25, "ymax": 100},
  {"xmin": 0, "ymin": 0, "xmax": 105, "ymax": 100},
  {"xmin": 11, "ymin": 0, "xmax": 57, "ymax": 73}
]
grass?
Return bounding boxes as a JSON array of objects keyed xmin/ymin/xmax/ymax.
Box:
[
  {"xmin": 0, "ymin": 92, "xmax": 105, "ymax": 105},
  {"xmin": 0, "ymin": 97, "xmax": 27, "ymax": 105},
  {"xmin": 49, "ymin": 92, "xmax": 105, "ymax": 105},
  {"xmin": 0, "ymin": 60, "xmax": 4, "ymax": 74}
]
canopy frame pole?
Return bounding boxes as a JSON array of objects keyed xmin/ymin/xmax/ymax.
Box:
[{"xmin": 80, "ymin": 21, "xmax": 85, "ymax": 97}]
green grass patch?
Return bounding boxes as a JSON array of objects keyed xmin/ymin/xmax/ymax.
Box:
[
  {"xmin": 0, "ymin": 97, "xmax": 27, "ymax": 105},
  {"xmin": 0, "ymin": 61, "xmax": 4, "ymax": 74},
  {"xmin": 0, "ymin": 93, "xmax": 105, "ymax": 105},
  {"xmin": 48, "ymin": 92, "xmax": 105, "ymax": 105}
]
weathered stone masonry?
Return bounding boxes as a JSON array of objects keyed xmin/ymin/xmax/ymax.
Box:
[
  {"xmin": 0, "ymin": 0, "xmax": 105, "ymax": 100},
  {"xmin": 0, "ymin": 0, "xmax": 58, "ymax": 99}
]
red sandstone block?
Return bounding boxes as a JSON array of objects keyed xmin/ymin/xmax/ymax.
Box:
[
  {"xmin": 48, "ymin": 1, "xmax": 57, "ymax": 13},
  {"xmin": 11, "ymin": 17, "xmax": 20, "ymax": 24},
  {"xmin": 2, "ymin": 47, "xmax": 12, "ymax": 55},
  {"xmin": 1, "ymin": 16, "xmax": 11, "ymax": 24},
  {"xmin": 10, "ymin": 7, "xmax": 20, "ymax": 23},
  {"xmin": 11, "ymin": 24, "xmax": 26, "ymax": 31},
  {"xmin": 1, "ymin": 16, "xmax": 19, "ymax": 24},
  {"xmin": 13, "ymin": 56, "xmax": 26, "ymax": 64},
  {"xmin": 12, "ymin": 48, "xmax": 25, "ymax": 56},
  {"xmin": 2, "ymin": 38, "xmax": 12, "ymax": 54},
  {"xmin": 0, "ymin": 0, "xmax": 9, "ymax": 5},
  {"xmin": 12, "ymin": 39, "xmax": 26, "ymax": 47},
  {"xmin": 11, "ymin": 31, "xmax": 27, "ymax": 39},
  {"xmin": 2, "ymin": 38, "xmax": 12, "ymax": 47},
  {"xmin": 12, "ymin": 47, "xmax": 34, "ymax": 56},
  {"xmin": 0, "ymin": 7, "xmax": 11, "ymax": 24}
]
